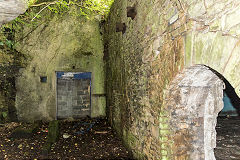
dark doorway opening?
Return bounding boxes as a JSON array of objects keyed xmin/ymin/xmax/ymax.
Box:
[{"xmin": 205, "ymin": 66, "xmax": 240, "ymax": 160}]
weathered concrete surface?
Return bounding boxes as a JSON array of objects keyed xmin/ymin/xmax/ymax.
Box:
[
  {"xmin": 13, "ymin": 8, "xmax": 105, "ymax": 121},
  {"xmin": 164, "ymin": 65, "xmax": 224, "ymax": 160},
  {"xmin": 184, "ymin": 0, "xmax": 240, "ymax": 97},
  {"xmin": 0, "ymin": 0, "xmax": 27, "ymax": 26}
]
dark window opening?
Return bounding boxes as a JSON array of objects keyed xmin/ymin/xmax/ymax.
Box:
[
  {"xmin": 127, "ymin": 7, "xmax": 137, "ymax": 20},
  {"xmin": 40, "ymin": 76, "xmax": 47, "ymax": 83},
  {"xmin": 116, "ymin": 23, "xmax": 126, "ymax": 34}
]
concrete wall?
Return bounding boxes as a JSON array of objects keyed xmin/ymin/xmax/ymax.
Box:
[{"xmin": 14, "ymin": 8, "xmax": 105, "ymax": 121}]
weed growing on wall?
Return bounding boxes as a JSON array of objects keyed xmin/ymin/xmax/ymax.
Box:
[
  {"xmin": 0, "ymin": 25, "xmax": 28, "ymax": 122},
  {"xmin": 0, "ymin": 0, "xmax": 113, "ymax": 121},
  {"xmin": 27, "ymin": 0, "xmax": 114, "ymax": 20}
]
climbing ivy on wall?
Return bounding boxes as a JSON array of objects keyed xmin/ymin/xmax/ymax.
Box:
[
  {"xmin": 0, "ymin": 25, "xmax": 26, "ymax": 122},
  {"xmin": 27, "ymin": 0, "xmax": 114, "ymax": 19},
  {"xmin": 0, "ymin": 0, "xmax": 114, "ymax": 121},
  {"xmin": 9, "ymin": 0, "xmax": 114, "ymax": 39}
]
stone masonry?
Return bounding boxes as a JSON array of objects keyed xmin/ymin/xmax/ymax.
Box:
[
  {"xmin": 104, "ymin": 0, "xmax": 236, "ymax": 159},
  {"xmin": 164, "ymin": 65, "xmax": 224, "ymax": 159},
  {"xmin": 57, "ymin": 78, "xmax": 91, "ymax": 119},
  {"xmin": 1, "ymin": 0, "xmax": 240, "ymax": 159}
]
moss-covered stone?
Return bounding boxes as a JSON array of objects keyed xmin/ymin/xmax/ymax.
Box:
[
  {"xmin": 4, "ymin": 6, "xmax": 107, "ymax": 121},
  {"xmin": 42, "ymin": 120, "xmax": 59, "ymax": 154},
  {"xmin": 185, "ymin": 30, "xmax": 240, "ymax": 96},
  {"xmin": 46, "ymin": 120, "xmax": 59, "ymax": 143},
  {"xmin": 9, "ymin": 121, "xmax": 41, "ymax": 139}
]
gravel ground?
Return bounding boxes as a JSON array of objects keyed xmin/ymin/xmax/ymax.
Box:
[
  {"xmin": 215, "ymin": 117, "xmax": 240, "ymax": 160},
  {"xmin": 2, "ymin": 116, "xmax": 239, "ymax": 160},
  {"xmin": 0, "ymin": 118, "xmax": 134, "ymax": 160}
]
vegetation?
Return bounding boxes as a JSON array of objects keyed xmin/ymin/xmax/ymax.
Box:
[
  {"xmin": 27, "ymin": 0, "xmax": 114, "ymax": 19},
  {"xmin": 0, "ymin": 0, "xmax": 114, "ymax": 121}
]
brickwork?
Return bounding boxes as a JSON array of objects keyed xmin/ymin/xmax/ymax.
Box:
[
  {"xmin": 104, "ymin": 0, "xmax": 234, "ymax": 159},
  {"xmin": 104, "ymin": 0, "xmax": 185, "ymax": 159},
  {"xmin": 57, "ymin": 78, "xmax": 91, "ymax": 119}
]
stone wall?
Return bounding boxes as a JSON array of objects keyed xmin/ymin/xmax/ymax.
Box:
[
  {"xmin": 13, "ymin": 7, "xmax": 105, "ymax": 121},
  {"xmin": 184, "ymin": 0, "xmax": 240, "ymax": 97},
  {"xmin": 164, "ymin": 65, "xmax": 224, "ymax": 159},
  {"xmin": 104, "ymin": 0, "xmax": 240, "ymax": 159},
  {"xmin": 104, "ymin": 0, "xmax": 185, "ymax": 159}
]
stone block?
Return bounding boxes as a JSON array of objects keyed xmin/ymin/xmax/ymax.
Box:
[{"xmin": 77, "ymin": 91, "xmax": 85, "ymax": 95}]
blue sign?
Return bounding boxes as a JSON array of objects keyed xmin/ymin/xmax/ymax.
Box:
[{"xmin": 56, "ymin": 72, "xmax": 91, "ymax": 79}]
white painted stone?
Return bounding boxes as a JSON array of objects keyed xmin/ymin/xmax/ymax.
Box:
[
  {"xmin": 188, "ymin": 1, "xmax": 206, "ymax": 19},
  {"xmin": 169, "ymin": 13, "xmax": 179, "ymax": 25},
  {"xmin": 166, "ymin": 65, "xmax": 224, "ymax": 160}
]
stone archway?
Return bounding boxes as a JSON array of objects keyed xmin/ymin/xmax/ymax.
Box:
[{"xmin": 163, "ymin": 64, "xmax": 225, "ymax": 160}]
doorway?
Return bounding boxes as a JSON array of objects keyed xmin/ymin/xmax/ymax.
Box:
[{"xmin": 56, "ymin": 72, "xmax": 91, "ymax": 119}]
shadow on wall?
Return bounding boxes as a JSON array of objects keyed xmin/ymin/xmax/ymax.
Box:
[{"xmin": 204, "ymin": 65, "xmax": 240, "ymax": 116}]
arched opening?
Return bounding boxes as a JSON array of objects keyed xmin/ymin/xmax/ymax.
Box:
[
  {"xmin": 205, "ymin": 67, "xmax": 240, "ymax": 160},
  {"xmin": 164, "ymin": 64, "xmax": 240, "ymax": 159},
  {"xmin": 164, "ymin": 64, "xmax": 224, "ymax": 159},
  {"xmin": 205, "ymin": 65, "xmax": 240, "ymax": 116}
]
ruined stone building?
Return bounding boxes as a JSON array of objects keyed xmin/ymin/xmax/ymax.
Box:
[{"xmin": 1, "ymin": 0, "xmax": 240, "ymax": 159}]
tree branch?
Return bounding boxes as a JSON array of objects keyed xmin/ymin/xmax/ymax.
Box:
[
  {"xmin": 30, "ymin": 1, "xmax": 57, "ymax": 7},
  {"xmin": 31, "ymin": 2, "xmax": 57, "ymax": 21}
]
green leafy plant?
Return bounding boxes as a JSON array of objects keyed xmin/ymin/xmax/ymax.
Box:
[
  {"xmin": 2, "ymin": 112, "xmax": 8, "ymax": 119},
  {"xmin": 28, "ymin": 0, "xmax": 114, "ymax": 20}
]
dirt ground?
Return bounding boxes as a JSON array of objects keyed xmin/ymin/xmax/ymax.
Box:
[
  {"xmin": 215, "ymin": 117, "xmax": 240, "ymax": 160},
  {"xmin": 2, "ymin": 116, "xmax": 239, "ymax": 160},
  {"xmin": 0, "ymin": 118, "xmax": 134, "ymax": 160}
]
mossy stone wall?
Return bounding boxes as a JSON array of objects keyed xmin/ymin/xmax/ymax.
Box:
[
  {"xmin": 184, "ymin": 0, "xmax": 240, "ymax": 96},
  {"xmin": 104, "ymin": 0, "xmax": 185, "ymax": 159},
  {"xmin": 105, "ymin": 0, "xmax": 240, "ymax": 159},
  {"xmin": 14, "ymin": 8, "xmax": 105, "ymax": 121}
]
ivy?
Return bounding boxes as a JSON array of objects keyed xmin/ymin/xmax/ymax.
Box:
[
  {"xmin": 27, "ymin": 0, "xmax": 114, "ymax": 20},
  {"xmin": 0, "ymin": 0, "xmax": 115, "ymax": 104}
]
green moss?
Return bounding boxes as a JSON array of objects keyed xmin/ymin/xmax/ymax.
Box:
[
  {"xmin": 134, "ymin": 151, "xmax": 147, "ymax": 160},
  {"xmin": 185, "ymin": 34, "xmax": 193, "ymax": 66},
  {"xmin": 161, "ymin": 156, "xmax": 169, "ymax": 160},
  {"xmin": 43, "ymin": 120, "xmax": 59, "ymax": 153},
  {"xmin": 47, "ymin": 120, "xmax": 59, "ymax": 143},
  {"xmin": 122, "ymin": 129, "xmax": 137, "ymax": 151},
  {"xmin": 161, "ymin": 150, "xmax": 168, "ymax": 156},
  {"xmin": 10, "ymin": 121, "xmax": 41, "ymax": 139},
  {"xmin": 160, "ymin": 129, "xmax": 169, "ymax": 135},
  {"xmin": 195, "ymin": 40, "xmax": 204, "ymax": 62}
]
